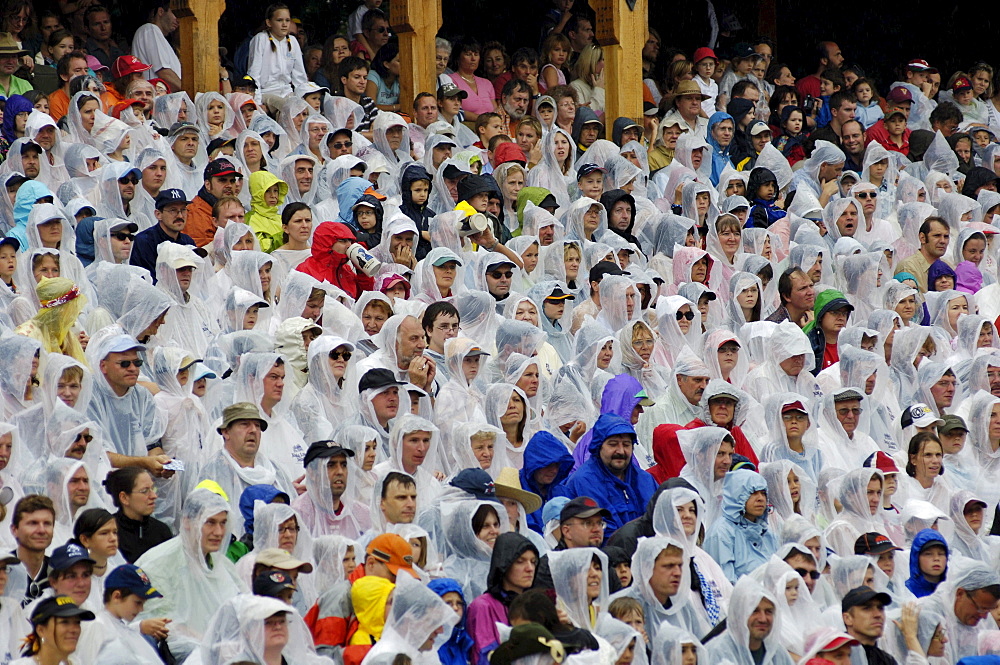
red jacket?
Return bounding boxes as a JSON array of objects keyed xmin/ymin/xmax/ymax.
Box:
[
  {"xmin": 296, "ymin": 221, "xmax": 374, "ymax": 299},
  {"xmin": 865, "ymin": 119, "xmax": 911, "ymax": 156},
  {"xmin": 648, "ymin": 419, "xmax": 760, "ymax": 483}
]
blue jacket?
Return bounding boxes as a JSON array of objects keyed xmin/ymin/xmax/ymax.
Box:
[
  {"xmin": 428, "ymin": 578, "xmax": 475, "ymax": 665},
  {"xmin": 572, "ymin": 374, "xmax": 645, "ymax": 470},
  {"xmin": 129, "ymin": 221, "xmax": 195, "ymax": 280},
  {"xmin": 336, "ymin": 176, "xmax": 371, "ymax": 226},
  {"xmin": 238, "ymin": 484, "xmax": 290, "ymax": 537},
  {"xmin": 702, "ymin": 469, "xmax": 779, "ymax": 582},
  {"xmin": 706, "ymin": 112, "xmax": 736, "ymax": 186},
  {"xmin": 8, "ymin": 179, "xmax": 53, "ymax": 249},
  {"xmin": 519, "ymin": 431, "xmax": 574, "ymax": 534},
  {"xmin": 905, "ymin": 528, "xmax": 948, "ymax": 598},
  {"xmin": 554, "ymin": 413, "xmax": 658, "ymax": 538}
]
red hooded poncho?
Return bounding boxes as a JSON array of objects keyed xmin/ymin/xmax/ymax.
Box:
[{"xmin": 296, "ymin": 221, "xmax": 374, "ymax": 299}]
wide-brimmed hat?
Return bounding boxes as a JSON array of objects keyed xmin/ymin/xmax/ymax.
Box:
[{"xmin": 0, "ymin": 33, "xmax": 28, "ymax": 57}]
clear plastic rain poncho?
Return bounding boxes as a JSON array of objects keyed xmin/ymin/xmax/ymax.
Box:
[
  {"xmin": 526, "ymin": 127, "xmax": 574, "ymax": 209},
  {"xmin": 135, "ymin": 488, "xmax": 247, "ymax": 661},
  {"xmin": 883, "ymin": 280, "xmax": 921, "ymax": 326},
  {"xmin": 0, "ymin": 334, "xmax": 38, "ymax": 418},
  {"xmin": 618, "ymin": 319, "xmax": 670, "ymax": 399},
  {"xmin": 372, "ymin": 413, "xmax": 443, "ymax": 503},
  {"xmin": 238, "ymin": 501, "xmax": 316, "ymax": 604},
  {"xmin": 551, "ymin": 322, "xmax": 618, "ymax": 420},
  {"xmin": 750, "ymin": 556, "xmax": 821, "ymax": 658},
  {"xmin": 484, "ymin": 382, "xmax": 535, "ymax": 468},
  {"xmin": 824, "ymin": 467, "xmax": 886, "ymax": 556},
  {"xmin": 815, "ymin": 386, "xmax": 878, "ymax": 473},
  {"xmin": 129, "ymin": 147, "xmax": 169, "ymax": 228},
  {"xmin": 289, "ymin": 335, "xmax": 358, "ymax": 443},
  {"xmin": 593, "ymin": 274, "xmax": 639, "ymax": 333},
  {"xmin": 152, "ymin": 91, "xmax": 193, "ymax": 129},
  {"xmin": 434, "ymin": 337, "xmax": 489, "ymax": 449},
  {"xmin": 65, "ymin": 91, "xmax": 114, "ymax": 147},
  {"xmin": 411, "ymin": 247, "xmax": 466, "ymax": 304},
  {"xmin": 371, "ymin": 112, "xmax": 411, "ymax": 165},
  {"xmin": 617, "ymin": 535, "xmax": 712, "ymax": 641},
  {"xmin": 653, "ymin": 295, "xmax": 701, "ymax": 366},
  {"xmin": 520, "ymin": 202, "xmax": 566, "ymax": 245},
  {"xmin": 704, "ymin": 575, "xmax": 794, "ymax": 665},
  {"xmin": 836, "ymin": 251, "xmax": 889, "ymax": 322},
  {"xmin": 220, "ymin": 286, "xmax": 268, "ymax": 333},
  {"xmin": 438, "ymin": 498, "xmax": 510, "ymax": 600},
  {"xmin": 90, "ymin": 217, "xmax": 134, "ymax": 267},
  {"xmin": 743, "ymin": 321, "xmax": 821, "ymax": 403},
  {"xmin": 364, "ymin": 571, "xmax": 459, "ymax": 665},
  {"xmin": 838, "ymin": 344, "xmax": 900, "ymax": 452},
  {"xmin": 723, "ymin": 271, "xmax": 764, "ymax": 331},
  {"xmin": 448, "ymin": 422, "xmax": 510, "ymax": 480},
  {"xmin": 521, "ymin": 281, "xmax": 572, "ymax": 362},
  {"xmin": 791, "ymin": 140, "xmax": 846, "ymax": 198},
  {"xmin": 889, "ymin": 325, "xmax": 946, "ymax": 405},
  {"xmin": 187, "ymin": 594, "xmax": 332, "ymax": 665},
  {"xmin": 676, "ymin": 426, "xmax": 731, "ymax": 525},
  {"xmin": 595, "ymin": 615, "xmax": 648, "ymax": 665},
  {"xmin": 550, "ymin": 547, "xmax": 609, "ymax": 630},
  {"xmin": 947, "ymin": 489, "xmax": 992, "ymax": 562},
  {"xmin": 25, "ymin": 201, "xmax": 76, "ymax": 253},
  {"xmin": 924, "ymin": 289, "xmax": 971, "ymax": 339},
  {"xmin": 965, "ymin": 389, "xmax": 1000, "ymax": 509},
  {"xmin": 648, "ymin": 624, "xmax": 705, "ymax": 665},
  {"xmin": 561, "ymin": 196, "xmax": 607, "ymax": 243},
  {"xmin": 156, "ymin": 242, "xmax": 215, "ymax": 358},
  {"xmin": 937, "ymin": 192, "xmax": 981, "ymax": 236},
  {"xmin": 882, "ymin": 602, "xmax": 945, "ymax": 665}
]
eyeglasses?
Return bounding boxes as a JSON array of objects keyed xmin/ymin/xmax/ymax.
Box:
[
  {"xmin": 676, "ymin": 310, "xmax": 695, "ymax": 321},
  {"xmin": 329, "ymin": 349, "xmax": 352, "ymax": 361},
  {"xmin": 570, "ymin": 518, "xmax": 606, "ymax": 530},
  {"xmin": 489, "ymin": 270, "xmax": 514, "ymax": 279},
  {"xmin": 277, "ymin": 524, "xmax": 301, "ymax": 534},
  {"xmin": 115, "ymin": 358, "xmax": 144, "ymax": 368},
  {"xmin": 112, "ymin": 232, "xmax": 135, "ymax": 241},
  {"xmin": 331, "ymin": 141, "xmax": 353, "ymax": 150},
  {"xmin": 373, "ymin": 26, "xmax": 389, "ymax": 33},
  {"xmin": 131, "ymin": 487, "xmax": 156, "ymax": 496},
  {"xmin": 74, "ymin": 432, "xmax": 93, "ymax": 444},
  {"xmin": 435, "ymin": 322, "xmax": 460, "ymax": 332},
  {"xmin": 836, "ymin": 407, "xmax": 863, "ymax": 417},
  {"xmin": 118, "ymin": 175, "xmax": 139, "ymax": 185},
  {"xmin": 855, "ymin": 192, "xmax": 878, "ymax": 199},
  {"xmin": 782, "ymin": 412, "xmax": 808, "ymax": 422},
  {"xmin": 964, "ymin": 590, "xmax": 998, "ymax": 617},
  {"xmin": 794, "ymin": 568, "xmax": 821, "ymax": 580}
]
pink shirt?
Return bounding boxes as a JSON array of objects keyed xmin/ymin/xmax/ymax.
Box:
[{"xmin": 450, "ymin": 72, "xmax": 497, "ymax": 115}]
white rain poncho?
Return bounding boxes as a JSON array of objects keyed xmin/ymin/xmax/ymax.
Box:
[
  {"xmin": 187, "ymin": 594, "xmax": 332, "ymax": 665},
  {"xmin": 373, "ymin": 214, "xmax": 419, "ymax": 267},
  {"xmin": 838, "ymin": 345, "xmax": 901, "ymax": 453},
  {"xmin": 937, "ymin": 192, "xmax": 981, "ymax": 236},
  {"xmin": 224, "ymin": 250, "xmax": 279, "ymax": 324},
  {"xmin": 759, "ymin": 460, "xmax": 816, "ymax": 532},
  {"xmin": 595, "ymin": 615, "xmax": 648, "ymax": 665},
  {"xmin": 704, "ymin": 575, "xmax": 795, "ymax": 665},
  {"xmin": 153, "ymin": 243, "xmax": 215, "ymax": 356},
  {"xmin": 135, "ymin": 488, "xmax": 247, "ymax": 661},
  {"xmin": 592, "ymin": 274, "xmax": 638, "ymax": 333},
  {"xmin": 815, "ymin": 387, "xmax": 880, "ymax": 472},
  {"xmin": 550, "ymin": 547, "xmax": 609, "ymax": 629},
  {"xmin": 371, "ymin": 112, "xmax": 411, "ymax": 164},
  {"xmin": 410, "ymin": 246, "xmax": 466, "ymax": 304},
  {"xmin": 889, "ymin": 326, "xmax": 946, "ymax": 406},
  {"xmin": 965, "ymin": 390, "xmax": 1000, "ymax": 509},
  {"xmin": 615, "ymin": 535, "xmax": 712, "ymax": 641},
  {"xmin": 882, "ymin": 602, "xmax": 946, "ymax": 665},
  {"xmin": 824, "ymin": 467, "xmax": 886, "ymax": 556},
  {"xmin": 520, "ymin": 203, "xmax": 566, "ymax": 245},
  {"xmin": 231, "ymin": 351, "xmax": 307, "ymax": 483},
  {"xmin": 947, "ymin": 489, "xmax": 993, "ymax": 562},
  {"xmin": 635, "ymin": 351, "xmax": 710, "ymax": 447},
  {"xmin": 648, "ymin": 624, "xmax": 705, "ymax": 665},
  {"xmin": 0, "ymin": 334, "xmax": 39, "ymax": 418},
  {"xmin": 289, "ymin": 335, "xmax": 358, "ymax": 443},
  {"xmin": 924, "ymin": 289, "xmax": 971, "ymax": 340},
  {"xmin": 212, "ymin": 222, "xmax": 260, "ymax": 273},
  {"xmin": 524, "ymin": 281, "xmax": 574, "ymax": 363},
  {"xmin": 743, "ymin": 321, "xmax": 822, "ymax": 403},
  {"xmin": 700, "ymin": 328, "xmax": 748, "ymax": 387},
  {"xmin": 538, "ymin": 239, "xmax": 585, "ymax": 293},
  {"xmin": 438, "ymin": 498, "xmax": 510, "ymax": 599},
  {"xmin": 913, "ymin": 360, "xmax": 960, "ymax": 419},
  {"xmin": 652, "ymin": 295, "xmax": 701, "ymax": 366},
  {"xmin": 484, "ymin": 383, "xmax": 535, "ymax": 469},
  {"xmin": 275, "ymin": 317, "xmax": 321, "ymax": 396},
  {"xmin": 372, "ymin": 414, "xmax": 443, "ymax": 504},
  {"xmin": 618, "ymin": 319, "xmax": 670, "ymax": 400},
  {"xmin": 236, "ymin": 501, "xmax": 316, "ymax": 606},
  {"xmin": 27, "ymin": 457, "xmax": 102, "ymax": 547},
  {"xmin": 723, "ymin": 271, "xmax": 764, "ymax": 332},
  {"xmin": 526, "ymin": 127, "xmax": 575, "ymax": 209},
  {"xmin": 562, "ymin": 196, "xmax": 608, "ymax": 243},
  {"xmin": 25, "ymin": 202, "xmax": 76, "ymax": 254},
  {"xmin": 433, "ymin": 337, "xmax": 488, "ymax": 448},
  {"xmin": 790, "ymin": 140, "xmax": 846, "ymax": 197},
  {"xmin": 750, "ymin": 557, "xmax": 821, "ymax": 658},
  {"xmin": 917, "ymin": 559, "xmax": 1000, "ymax": 662},
  {"xmin": 672, "ymin": 131, "xmax": 712, "ymax": 182},
  {"xmin": 676, "ymin": 426, "xmax": 731, "ymax": 525},
  {"xmin": 448, "ymin": 422, "xmax": 510, "ymax": 480},
  {"xmin": 883, "ymin": 280, "xmax": 921, "ymax": 327},
  {"xmin": 364, "ymin": 572, "xmax": 459, "ymax": 665},
  {"xmin": 89, "ymin": 217, "xmax": 134, "ymax": 268},
  {"xmin": 116, "ymin": 275, "xmax": 173, "ymax": 344},
  {"xmin": 837, "ymin": 251, "xmax": 888, "ymax": 322},
  {"xmin": 292, "ymin": 432, "xmax": 372, "ymax": 541},
  {"xmin": 220, "ymin": 286, "xmax": 267, "ymax": 333}
]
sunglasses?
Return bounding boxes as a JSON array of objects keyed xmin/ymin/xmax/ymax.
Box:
[
  {"xmin": 373, "ymin": 26, "xmax": 389, "ymax": 33},
  {"xmin": 855, "ymin": 192, "xmax": 878, "ymax": 199},
  {"xmin": 489, "ymin": 270, "xmax": 514, "ymax": 279},
  {"xmin": 112, "ymin": 232, "xmax": 135, "ymax": 241},
  {"xmin": 115, "ymin": 358, "xmax": 144, "ymax": 368},
  {"xmin": 74, "ymin": 432, "xmax": 94, "ymax": 444},
  {"xmin": 331, "ymin": 141, "xmax": 353, "ymax": 150},
  {"xmin": 118, "ymin": 175, "xmax": 139, "ymax": 185},
  {"xmin": 675, "ymin": 310, "xmax": 696, "ymax": 321},
  {"xmin": 795, "ymin": 568, "xmax": 821, "ymax": 580},
  {"xmin": 329, "ymin": 349, "xmax": 352, "ymax": 361}
]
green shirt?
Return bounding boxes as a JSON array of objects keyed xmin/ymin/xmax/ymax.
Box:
[{"xmin": 0, "ymin": 76, "xmax": 32, "ymax": 98}]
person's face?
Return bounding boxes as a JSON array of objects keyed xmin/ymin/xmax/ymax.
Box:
[
  {"xmin": 52, "ymin": 560, "xmax": 92, "ymax": 607},
  {"xmin": 632, "ymin": 328, "xmax": 654, "ymax": 362},
  {"xmin": 599, "ymin": 434, "xmax": 634, "ymax": 473},
  {"xmin": 714, "ymin": 439, "xmax": 734, "ymax": 480},
  {"xmin": 819, "ymin": 644, "xmax": 852, "ymax": 665},
  {"xmin": 779, "ymin": 353, "xmax": 805, "ymax": 377},
  {"xmin": 930, "ymin": 372, "xmax": 957, "ymax": 409},
  {"xmin": 342, "ymin": 67, "xmax": 369, "ymax": 96},
  {"xmin": 12, "ymin": 508, "xmax": 53, "ymax": 553},
  {"xmin": 32, "ymin": 254, "xmax": 59, "ymax": 282},
  {"xmin": 947, "ymin": 296, "xmax": 969, "ymax": 331},
  {"xmin": 415, "ymin": 96, "xmax": 438, "ymax": 126},
  {"xmin": 955, "ymin": 587, "xmax": 1000, "ymax": 626},
  {"xmin": 223, "ymin": 418, "xmax": 262, "ymax": 461},
  {"xmin": 918, "ymin": 544, "xmax": 947, "ymax": 579},
  {"xmin": 711, "ymin": 119, "xmax": 734, "ymax": 146},
  {"xmin": 744, "ymin": 489, "xmax": 768, "ymax": 519},
  {"xmin": 87, "ymin": 9, "xmax": 112, "ymax": 40},
  {"xmin": 400, "ymin": 430, "xmax": 431, "ymax": 471},
  {"xmin": 751, "ymin": 130, "xmax": 771, "ymax": 152},
  {"xmin": 262, "ymin": 362, "xmax": 284, "ymax": 404},
  {"xmin": 427, "ymin": 311, "xmax": 458, "ymax": 351},
  {"xmin": 200, "ymin": 510, "xmax": 228, "ymax": 554},
  {"xmin": 469, "ymin": 434, "xmax": 493, "ymax": 468},
  {"xmin": 677, "ymin": 373, "xmax": 708, "ymax": 406},
  {"xmin": 67, "ymin": 465, "xmax": 90, "ymax": 509},
  {"xmin": 832, "ymin": 398, "xmax": 862, "ymax": 436},
  {"xmin": 293, "ymin": 160, "xmax": 314, "ymax": 194},
  {"xmin": 920, "ymin": 222, "xmax": 950, "ymax": 259},
  {"xmin": 648, "ymin": 549, "xmax": 684, "ymax": 600},
  {"xmin": 20, "ymin": 148, "xmax": 40, "ymax": 178},
  {"xmin": 325, "ymin": 453, "xmax": 349, "ymax": 500},
  {"xmin": 142, "ymin": 159, "xmax": 168, "ymax": 193},
  {"xmin": 747, "ymin": 598, "xmax": 775, "ymax": 643},
  {"xmin": 836, "ymin": 204, "xmax": 858, "ymax": 237},
  {"xmin": 708, "ymin": 397, "xmax": 736, "ymax": 427},
  {"xmin": 716, "ymin": 341, "xmax": 740, "ymax": 375},
  {"xmin": 381, "ymin": 479, "xmax": 417, "ymax": 523},
  {"xmin": 736, "ymin": 283, "xmax": 758, "ymax": 311},
  {"xmin": 579, "ymin": 122, "xmax": 600, "ymax": 147}
]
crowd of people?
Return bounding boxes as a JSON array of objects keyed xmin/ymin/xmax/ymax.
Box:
[{"xmin": 0, "ymin": 0, "xmax": 996, "ymax": 664}]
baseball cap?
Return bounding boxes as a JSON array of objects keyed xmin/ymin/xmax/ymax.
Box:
[
  {"xmin": 842, "ymin": 586, "xmax": 892, "ymax": 612},
  {"xmin": 901, "ymin": 403, "xmax": 945, "ymax": 429},
  {"xmin": 358, "ymin": 368, "xmax": 407, "ymax": 393},
  {"xmin": 576, "ymin": 163, "xmax": 607, "ymax": 179},
  {"xmin": 906, "ymin": 59, "xmax": 937, "ymax": 73},
  {"xmin": 938, "ymin": 414, "xmax": 968, "ymax": 435},
  {"xmin": 167, "ymin": 121, "xmax": 200, "ymax": 138},
  {"xmin": 643, "ymin": 101, "xmax": 659, "ymax": 116},
  {"xmin": 366, "ymin": 533, "xmax": 416, "ymax": 577},
  {"xmin": 952, "ymin": 76, "xmax": 974, "ymax": 93},
  {"xmin": 111, "ymin": 55, "xmax": 151, "ymax": 79},
  {"xmin": 748, "ymin": 121, "xmax": 771, "ymax": 136},
  {"xmin": 438, "ymin": 81, "xmax": 469, "ymax": 100},
  {"xmin": 635, "ymin": 388, "xmax": 655, "ymax": 407},
  {"xmin": 542, "ymin": 497, "xmax": 570, "ymax": 525},
  {"xmin": 817, "ymin": 632, "xmax": 861, "ymax": 653},
  {"xmin": 490, "ymin": 623, "xmax": 565, "ymax": 665},
  {"xmin": 886, "ymin": 108, "xmax": 907, "ymax": 121},
  {"xmin": 254, "ymin": 548, "xmax": 314, "ymax": 573},
  {"xmin": 560, "ymin": 496, "xmax": 611, "ymax": 522},
  {"xmin": 104, "ymin": 564, "xmax": 163, "ymax": 598},
  {"xmin": 155, "ymin": 188, "xmax": 191, "ymax": 210},
  {"xmin": 204, "ymin": 158, "xmax": 243, "ymax": 180},
  {"xmin": 781, "ymin": 400, "xmax": 808, "ymax": 414},
  {"xmin": 0, "ymin": 237, "xmax": 20, "ymax": 252},
  {"xmin": 303, "ymin": 439, "xmax": 356, "ymax": 468},
  {"xmin": 431, "ymin": 252, "xmax": 463, "ymax": 267},
  {"xmin": 50, "ymin": 543, "xmax": 95, "ymax": 572},
  {"xmin": 692, "ymin": 47, "xmax": 718, "ymax": 64},
  {"xmin": 466, "ymin": 346, "xmax": 490, "ymax": 357},
  {"xmin": 486, "ymin": 259, "xmax": 516, "ymax": 272},
  {"xmin": 237, "ymin": 74, "xmax": 259, "ymax": 89},
  {"xmin": 85, "ymin": 55, "xmax": 108, "ymax": 73},
  {"xmin": 854, "ymin": 532, "xmax": 903, "ymax": 556},
  {"xmin": 217, "ymin": 402, "xmax": 268, "ymax": 433},
  {"xmin": 886, "ymin": 87, "xmax": 914, "ymax": 104},
  {"xmin": 588, "ymin": 260, "xmax": 627, "ymax": 284},
  {"xmin": 207, "ymin": 136, "xmax": 237, "ymax": 154},
  {"xmin": 863, "ymin": 451, "xmax": 899, "ymax": 475},
  {"xmin": 545, "ymin": 285, "xmax": 574, "ymax": 301},
  {"xmin": 253, "ymin": 570, "xmax": 297, "ymax": 597},
  {"xmin": 103, "ymin": 334, "xmax": 146, "ymax": 355},
  {"xmin": 30, "ymin": 596, "xmax": 95, "ymax": 626},
  {"xmin": 494, "ymin": 142, "xmax": 527, "ymax": 166},
  {"xmin": 449, "ymin": 468, "xmax": 498, "ymax": 501},
  {"xmin": 833, "ymin": 388, "xmax": 864, "ymax": 402},
  {"xmin": 109, "ymin": 220, "xmax": 139, "ymax": 234}
]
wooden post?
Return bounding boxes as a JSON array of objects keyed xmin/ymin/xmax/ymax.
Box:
[
  {"xmin": 758, "ymin": 0, "xmax": 777, "ymax": 42},
  {"xmin": 590, "ymin": 0, "xmax": 647, "ymax": 139},
  {"xmin": 391, "ymin": 0, "xmax": 441, "ymax": 117},
  {"xmin": 172, "ymin": 0, "xmax": 226, "ymax": 98}
]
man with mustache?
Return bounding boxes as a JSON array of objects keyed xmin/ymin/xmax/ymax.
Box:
[{"xmin": 553, "ymin": 413, "xmax": 657, "ymax": 537}]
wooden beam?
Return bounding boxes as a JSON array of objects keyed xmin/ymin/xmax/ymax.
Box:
[
  {"xmin": 391, "ymin": 0, "xmax": 442, "ymax": 117},
  {"xmin": 172, "ymin": 0, "xmax": 226, "ymax": 98},
  {"xmin": 758, "ymin": 0, "xmax": 777, "ymax": 42},
  {"xmin": 590, "ymin": 0, "xmax": 647, "ymax": 139}
]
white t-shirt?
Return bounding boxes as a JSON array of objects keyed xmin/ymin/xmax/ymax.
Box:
[
  {"xmin": 348, "ymin": 5, "xmax": 369, "ymax": 38},
  {"xmin": 132, "ymin": 23, "xmax": 182, "ymax": 79}
]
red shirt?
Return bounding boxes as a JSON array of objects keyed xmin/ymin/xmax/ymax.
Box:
[
  {"xmin": 865, "ymin": 119, "xmax": 911, "ymax": 156},
  {"xmin": 822, "ymin": 342, "xmax": 839, "ymax": 369},
  {"xmin": 796, "ymin": 75, "xmax": 822, "ymax": 102}
]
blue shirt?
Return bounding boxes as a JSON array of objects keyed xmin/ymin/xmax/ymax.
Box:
[{"xmin": 129, "ymin": 222, "xmax": 195, "ymax": 281}]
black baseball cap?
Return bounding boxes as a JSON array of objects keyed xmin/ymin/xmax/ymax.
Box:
[
  {"xmin": 303, "ymin": 440, "xmax": 356, "ymax": 468},
  {"xmin": 207, "ymin": 137, "xmax": 237, "ymax": 155},
  {"xmin": 252, "ymin": 570, "xmax": 297, "ymax": 597},
  {"xmin": 0, "ymin": 237, "xmax": 19, "ymax": 252},
  {"xmin": 155, "ymin": 188, "xmax": 191, "ymax": 210},
  {"xmin": 491, "ymin": 623, "xmax": 565, "ymax": 665},
  {"xmin": 546, "ymin": 285, "xmax": 574, "ymax": 301},
  {"xmin": 842, "ymin": 586, "xmax": 892, "ymax": 612},
  {"xmin": 576, "ymin": 163, "xmax": 607, "ymax": 179},
  {"xmin": 560, "ymin": 496, "xmax": 611, "ymax": 522},
  {"xmin": 358, "ymin": 368, "xmax": 407, "ymax": 393},
  {"xmin": 449, "ymin": 468, "xmax": 498, "ymax": 501},
  {"xmin": 237, "ymin": 74, "xmax": 259, "ymax": 89},
  {"xmin": 204, "ymin": 158, "xmax": 243, "ymax": 180},
  {"xmin": 588, "ymin": 260, "xmax": 627, "ymax": 284},
  {"xmin": 854, "ymin": 532, "xmax": 902, "ymax": 556},
  {"xmin": 49, "ymin": 543, "xmax": 95, "ymax": 572},
  {"xmin": 30, "ymin": 596, "xmax": 95, "ymax": 625}
]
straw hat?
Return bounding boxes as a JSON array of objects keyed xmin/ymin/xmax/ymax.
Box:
[{"xmin": 494, "ymin": 467, "xmax": 542, "ymax": 513}]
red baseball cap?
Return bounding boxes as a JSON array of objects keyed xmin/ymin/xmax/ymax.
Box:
[
  {"xmin": 906, "ymin": 59, "xmax": 937, "ymax": 73},
  {"xmin": 885, "ymin": 87, "xmax": 913, "ymax": 104},
  {"xmin": 693, "ymin": 47, "xmax": 718, "ymax": 64},
  {"xmin": 111, "ymin": 55, "xmax": 151, "ymax": 79},
  {"xmin": 819, "ymin": 633, "xmax": 860, "ymax": 652},
  {"xmin": 781, "ymin": 400, "xmax": 807, "ymax": 414},
  {"xmin": 952, "ymin": 77, "xmax": 973, "ymax": 93}
]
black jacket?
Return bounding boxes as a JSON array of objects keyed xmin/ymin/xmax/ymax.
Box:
[{"xmin": 115, "ymin": 510, "xmax": 173, "ymax": 563}]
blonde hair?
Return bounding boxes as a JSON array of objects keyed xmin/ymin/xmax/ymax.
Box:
[
  {"xmin": 631, "ymin": 320, "xmax": 653, "ymax": 344},
  {"xmin": 572, "ymin": 44, "xmax": 604, "ymax": 85},
  {"xmin": 539, "ymin": 33, "xmax": 571, "ymax": 67},
  {"xmin": 563, "ymin": 242, "xmax": 581, "ymax": 260},
  {"xmin": 60, "ymin": 365, "xmax": 85, "ymax": 383}
]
